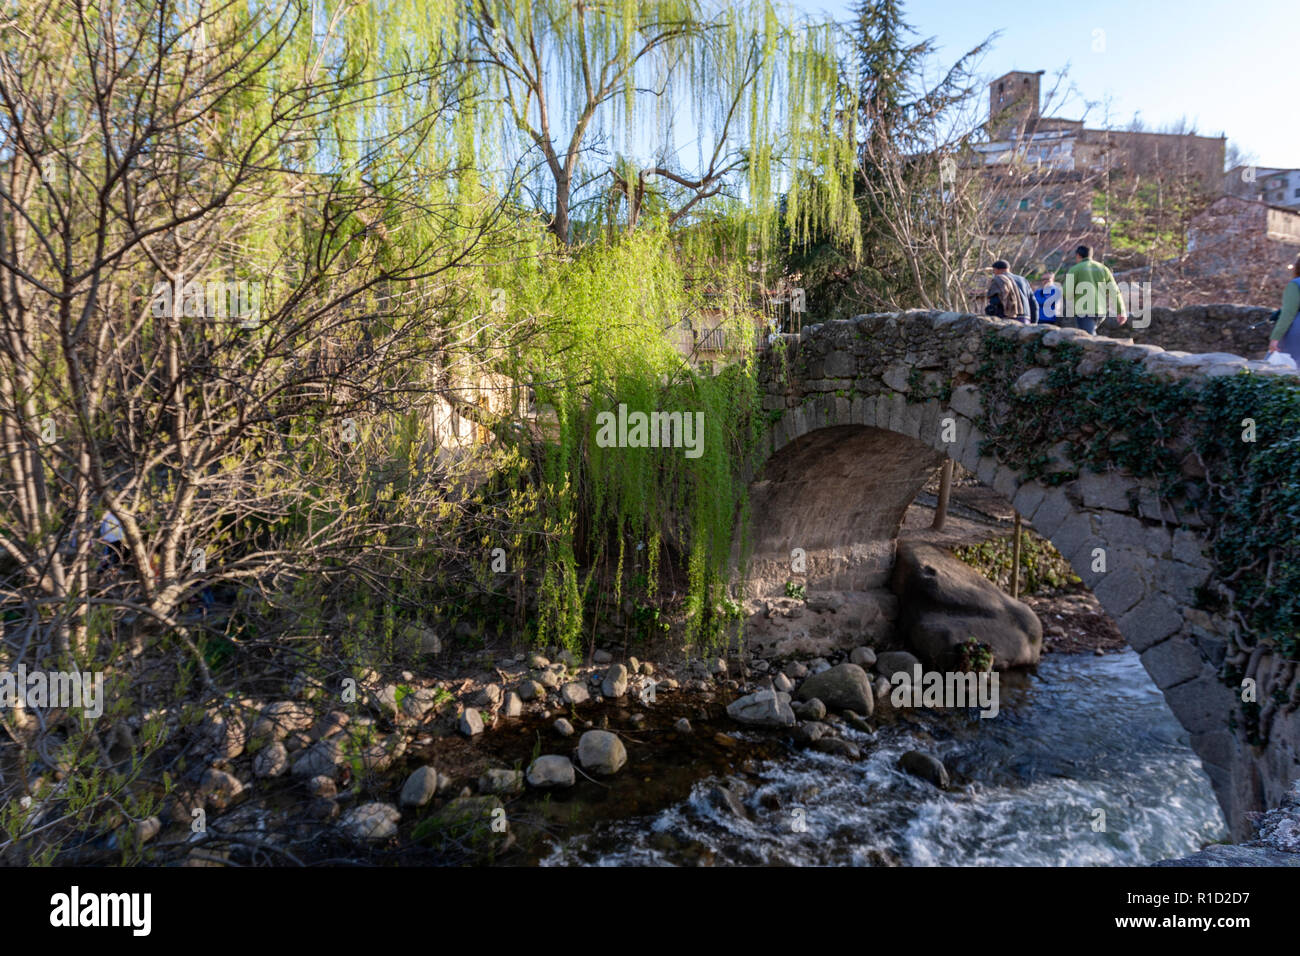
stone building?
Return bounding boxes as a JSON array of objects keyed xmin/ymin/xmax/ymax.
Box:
[
  {"xmin": 975, "ymin": 70, "xmax": 1227, "ymax": 271},
  {"xmin": 1224, "ymin": 166, "xmax": 1300, "ymax": 210}
]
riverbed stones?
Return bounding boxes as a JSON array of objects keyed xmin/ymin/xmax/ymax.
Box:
[
  {"xmin": 253, "ymin": 740, "xmax": 289, "ymax": 778},
  {"xmin": 502, "ymin": 691, "xmax": 523, "ymax": 717},
  {"xmin": 458, "ymin": 708, "xmax": 484, "ymax": 737},
  {"xmin": 593, "ymin": 649, "xmax": 613, "ymax": 664},
  {"xmin": 726, "ymin": 689, "xmax": 796, "ymax": 727},
  {"xmin": 849, "ymin": 646, "xmax": 877, "ymax": 668},
  {"xmin": 872, "ymin": 675, "xmax": 892, "ymax": 703},
  {"xmin": 311, "ymin": 710, "xmax": 349, "ymax": 741},
  {"xmin": 307, "ymin": 775, "xmax": 337, "ymax": 799},
  {"xmin": 293, "ymin": 737, "xmax": 344, "ymax": 777},
  {"xmin": 479, "ymin": 768, "xmax": 524, "ymax": 795},
  {"xmin": 472, "ymin": 683, "xmax": 503, "ymax": 709},
  {"xmin": 250, "ymin": 701, "xmax": 314, "ymax": 744},
  {"xmin": 199, "ymin": 768, "xmax": 244, "ymax": 809},
  {"xmin": 772, "ymin": 672, "xmax": 794, "ymax": 693},
  {"xmin": 791, "ymin": 721, "xmax": 828, "ymax": 745},
  {"xmin": 899, "ymin": 750, "xmax": 950, "ymax": 789},
  {"xmin": 674, "ymin": 718, "xmax": 693, "ymax": 734},
  {"xmin": 199, "ymin": 709, "xmax": 248, "ymax": 760},
  {"xmin": 875, "ymin": 651, "xmax": 921, "ymax": 680},
  {"xmin": 554, "ymin": 717, "xmax": 575, "ymax": 736},
  {"xmin": 526, "ymin": 755, "xmax": 576, "ymax": 789},
  {"xmin": 814, "ymin": 737, "xmax": 861, "ymax": 759},
  {"xmin": 792, "ymin": 698, "xmax": 827, "ymax": 721},
  {"xmin": 400, "ymin": 766, "xmax": 439, "ymax": 807},
  {"xmin": 561, "ymin": 682, "xmax": 590, "ymax": 706},
  {"xmin": 339, "ymin": 802, "xmax": 400, "ymax": 843},
  {"xmin": 795, "ymin": 663, "xmax": 874, "ymax": 716},
  {"xmin": 517, "ymin": 679, "xmax": 546, "ymax": 701},
  {"xmin": 891, "ymin": 541, "xmax": 1042, "ymax": 670},
  {"xmin": 601, "ymin": 663, "xmax": 629, "ymax": 699},
  {"xmin": 577, "ymin": 730, "xmax": 627, "ymax": 775}
]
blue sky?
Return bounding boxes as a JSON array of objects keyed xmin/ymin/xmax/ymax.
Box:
[{"xmin": 805, "ymin": 0, "xmax": 1297, "ymax": 169}]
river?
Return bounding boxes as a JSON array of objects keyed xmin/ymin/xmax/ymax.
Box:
[{"xmin": 544, "ymin": 648, "xmax": 1228, "ymax": 866}]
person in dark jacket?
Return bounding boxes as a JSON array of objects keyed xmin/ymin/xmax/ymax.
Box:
[{"xmin": 987, "ymin": 259, "xmax": 1038, "ymax": 323}]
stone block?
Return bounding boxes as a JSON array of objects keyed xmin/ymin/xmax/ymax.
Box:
[
  {"xmin": 1118, "ymin": 593, "xmax": 1184, "ymax": 652},
  {"xmin": 1141, "ymin": 637, "xmax": 1206, "ymax": 690}
]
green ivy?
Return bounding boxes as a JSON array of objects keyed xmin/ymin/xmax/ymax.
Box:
[{"xmin": 971, "ymin": 330, "xmax": 1300, "ymax": 741}]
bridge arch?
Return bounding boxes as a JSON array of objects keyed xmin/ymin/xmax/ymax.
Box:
[{"xmin": 745, "ymin": 309, "xmax": 1300, "ymax": 839}]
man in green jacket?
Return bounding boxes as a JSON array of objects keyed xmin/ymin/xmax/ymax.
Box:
[
  {"xmin": 1064, "ymin": 245, "xmax": 1128, "ymax": 334},
  {"xmin": 1267, "ymin": 256, "xmax": 1300, "ymax": 359}
]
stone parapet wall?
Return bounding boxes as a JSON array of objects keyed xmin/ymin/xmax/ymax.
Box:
[{"xmin": 1095, "ymin": 304, "xmax": 1275, "ymax": 358}]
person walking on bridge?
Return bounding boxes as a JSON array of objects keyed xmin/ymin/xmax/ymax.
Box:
[
  {"xmin": 985, "ymin": 259, "xmax": 1038, "ymax": 323},
  {"xmin": 1267, "ymin": 255, "xmax": 1300, "ymax": 361},
  {"xmin": 1065, "ymin": 245, "xmax": 1127, "ymax": 334}
]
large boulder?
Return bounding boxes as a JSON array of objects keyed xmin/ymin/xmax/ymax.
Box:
[
  {"xmin": 891, "ymin": 541, "xmax": 1042, "ymax": 670},
  {"xmin": 794, "ymin": 663, "xmax": 874, "ymax": 716}
]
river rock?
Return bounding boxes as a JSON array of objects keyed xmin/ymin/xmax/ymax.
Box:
[
  {"xmin": 875, "ymin": 650, "xmax": 922, "ymax": 680},
  {"xmin": 199, "ymin": 768, "xmax": 243, "ymax": 809},
  {"xmin": 772, "ymin": 672, "xmax": 794, "ymax": 693},
  {"xmin": 726, "ymin": 690, "xmax": 796, "ymax": 727},
  {"xmin": 472, "ymin": 683, "xmax": 503, "ymax": 709},
  {"xmin": 601, "ymin": 663, "xmax": 629, "ymax": 699},
  {"xmin": 849, "ymin": 646, "xmax": 877, "ymax": 668},
  {"xmin": 593, "ymin": 649, "xmax": 613, "ymax": 664},
  {"xmin": 873, "ymin": 675, "xmax": 892, "ymax": 703},
  {"xmin": 518, "ymin": 679, "xmax": 546, "ymax": 701},
  {"xmin": 561, "ymin": 682, "xmax": 590, "ymax": 706},
  {"xmin": 899, "ymin": 750, "xmax": 950, "ymax": 789},
  {"xmin": 814, "ymin": 737, "xmax": 861, "ymax": 759},
  {"xmin": 843, "ymin": 710, "xmax": 872, "ymax": 733},
  {"xmin": 250, "ymin": 701, "xmax": 314, "ymax": 743},
  {"xmin": 479, "ymin": 768, "xmax": 524, "ymax": 795},
  {"xmin": 503, "ymin": 691, "xmax": 523, "ymax": 717},
  {"xmin": 253, "ymin": 740, "xmax": 289, "ymax": 778},
  {"xmin": 526, "ymin": 755, "xmax": 575, "ymax": 788},
  {"xmin": 199, "ymin": 710, "xmax": 248, "ymax": 760},
  {"xmin": 400, "ymin": 766, "xmax": 439, "ymax": 807},
  {"xmin": 892, "ymin": 541, "xmax": 1042, "ymax": 669},
  {"xmin": 795, "ymin": 663, "xmax": 874, "ymax": 716},
  {"xmin": 459, "ymin": 708, "xmax": 484, "ymax": 737},
  {"xmin": 292, "ymin": 737, "xmax": 344, "ymax": 777},
  {"xmin": 554, "ymin": 717, "xmax": 575, "ymax": 736},
  {"xmin": 792, "ymin": 697, "xmax": 827, "ymax": 721},
  {"xmin": 707, "ymin": 778, "xmax": 751, "ymax": 820},
  {"xmin": 307, "ymin": 775, "xmax": 337, "ymax": 799},
  {"xmin": 791, "ymin": 721, "xmax": 828, "ymax": 745},
  {"xmin": 674, "ymin": 718, "xmax": 693, "ymax": 734},
  {"xmin": 339, "ymin": 802, "xmax": 400, "ymax": 843},
  {"xmin": 577, "ymin": 730, "xmax": 627, "ymax": 775}
]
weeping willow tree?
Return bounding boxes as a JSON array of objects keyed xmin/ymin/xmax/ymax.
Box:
[{"xmin": 0, "ymin": 0, "xmax": 858, "ymax": 861}]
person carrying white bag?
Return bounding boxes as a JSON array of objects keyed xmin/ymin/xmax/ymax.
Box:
[{"xmin": 1266, "ymin": 255, "xmax": 1300, "ymax": 368}]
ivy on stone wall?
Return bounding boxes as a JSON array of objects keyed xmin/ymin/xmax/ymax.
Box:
[{"xmin": 972, "ymin": 329, "xmax": 1300, "ymax": 741}]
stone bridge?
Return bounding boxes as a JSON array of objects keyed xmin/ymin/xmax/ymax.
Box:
[{"xmin": 744, "ymin": 309, "xmax": 1300, "ymax": 839}]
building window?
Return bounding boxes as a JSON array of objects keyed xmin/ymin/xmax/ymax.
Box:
[
  {"xmin": 1295, "ymin": 187, "xmax": 1300, "ymax": 198},
  {"xmin": 1018, "ymin": 199, "xmax": 1030, "ymax": 211},
  {"xmin": 996, "ymin": 199, "xmax": 1007, "ymax": 211}
]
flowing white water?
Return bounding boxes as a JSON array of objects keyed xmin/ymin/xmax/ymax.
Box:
[{"xmin": 546, "ymin": 649, "xmax": 1228, "ymax": 866}]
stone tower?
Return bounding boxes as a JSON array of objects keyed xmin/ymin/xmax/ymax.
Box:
[{"xmin": 989, "ymin": 70, "xmax": 1044, "ymax": 139}]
